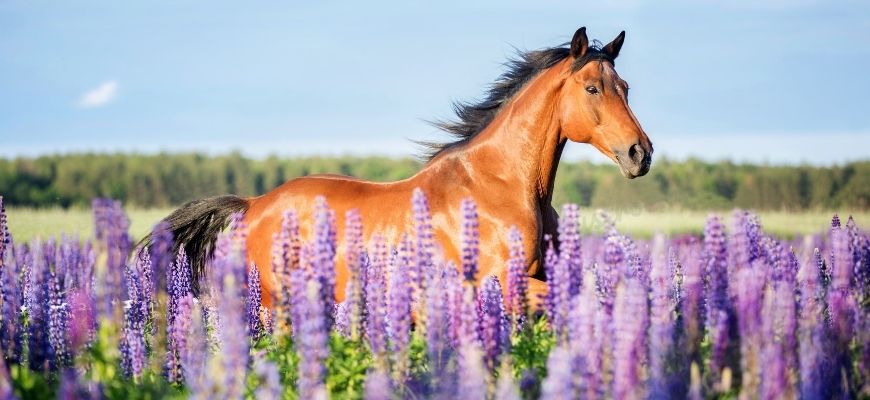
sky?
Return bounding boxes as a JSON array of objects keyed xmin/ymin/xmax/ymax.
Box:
[{"xmin": 1, "ymin": 1, "xmax": 868, "ymax": 165}]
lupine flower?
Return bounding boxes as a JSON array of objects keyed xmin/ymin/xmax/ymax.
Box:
[
  {"xmin": 167, "ymin": 247, "xmax": 192, "ymax": 328},
  {"xmin": 120, "ymin": 262, "xmax": 147, "ymax": 380},
  {"xmin": 733, "ymin": 259, "xmax": 766, "ymax": 396},
  {"xmin": 612, "ymin": 276, "xmax": 648, "ymax": 400},
  {"xmin": 58, "ymin": 368, "xmax": 99, "ymax": 400},
  {"xmin": 678, "ymin": 241, "xmax": 705, "ymax": 362},
  {"xmin": 478, "ymin": 275, "xmax": 509, "ymax": 371},
  {"xmin": 760, "ymin": 277, "xmax": 797, "ymax": 399},
  {"xmin": 296, "ymin": 280, "xmax": 329, "ymax": 400},
  {"xmin": 412, "ymin": 188, "xmax": 435, "ymax": 331},
  {"xmin": 0, "ymin": 341, "xmax": 15, "ymax": 400},
  {"xmin": 540, "ymin": 344, "xmax": 576, "ymax": 399},
  {"xmin": 826, "ymin": 225, "xmax": 856, "ymax": 396},
  {"xmin": 648, "ymin": 235, "xmax": 675, "ymax": 398},
  {"xmin": 461, "ymin": 198, "xmax": 480, "ymax": 283},
  {"xmin": 364, "ymin": 365, "xmax": 392, "ymax": 400},
  {"xmin": 506, "ymin": 226, "xmax": 529, "ymax": 325},
  {"xmin": 47, "ymin": 270, "xmax": 71, "ymax": 368},
  {"xmin": 495, "ymin": 357, "xmax": 521, "ymax": 400},
  {"xmin": 210, "ymin": 222, "xmax": 250, "ymax": 399},
  {"xmin": 426, "ymin": 264, "xmax": 453, "ymax": 375},
  {"xmin": 344, "ymin": 209, "xmax": 365, "ymax": 339},
  {"xmin": 568, "ymin": 270, "xmax": 601, "ymax": 398},
  {"xmin": 365, "ymin": 234, "xmax": 389, "ymax": 360},
  {"xmin": 166, "ymin": 294, "xmax": 194, "ymax": 385},
  {"xmin": 147, "ymin": 221, "xmax": 174, "ymax": 294},
  {"xmin": 388, "ymin": 235, "xmax": 413, "ymax": 379},
  {"xmin": 182, "ymin": 297, "xmax": 209, "ymax": 398},
  {"xmin": 456, "ymin": 340, "xmax": 488, "ymax": 400},
  {"xmin": 703, "ymin": 215, "xmax": 730, "ymax": 380},
  {"xmin": 246, "ymin": 263, "xmax": 264, "ymax": 339},
  {"xmin": 270, "ymin": 209, "xmax": 301, "ymax": 334},
  {"xmin": 253, "ymin": 357, "xmax": 283, "ymax": 400},
  {"xmin": 312, "ymin": 196, "xmax": 337, "ymax": 330},
  {"xmin": 797, "ymin": 246, "xmax": 827, "ymax": 398},
  {"xmin": 559, "ymin": 204, "xmax": 582, "ymax": 295}
]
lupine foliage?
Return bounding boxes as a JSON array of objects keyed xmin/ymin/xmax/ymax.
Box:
[{"xmin": 0, "ymin": 193, "xmax": 868, "ymax": 399}]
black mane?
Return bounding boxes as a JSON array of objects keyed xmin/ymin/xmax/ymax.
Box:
[{"xmin": 420, "ymin": 42, "xmax": 614, "ymax": 161}]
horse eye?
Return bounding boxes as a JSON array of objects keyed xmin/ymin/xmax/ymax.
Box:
[{"xmin": 585, "ymin": 86, "xmax": 599, "ymax": 95}]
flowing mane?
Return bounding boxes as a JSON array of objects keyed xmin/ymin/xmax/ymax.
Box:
[{"xmin": 420, "ymin": 42, "xmax": 615, "ymax": 161}]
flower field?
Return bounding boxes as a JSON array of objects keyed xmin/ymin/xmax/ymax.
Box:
[{"xmin": 0, "ymin": 192, "xmax": 868, "ymax": 399}]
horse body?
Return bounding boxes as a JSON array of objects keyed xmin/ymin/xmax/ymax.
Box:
[{"xmin": 153, "ymin": 27, "xmax": 652, "ymax": 310}]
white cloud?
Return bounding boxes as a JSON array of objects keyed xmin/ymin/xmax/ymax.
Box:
[{"xmin": 77, "ymin": 80, "xmax": 118, "ymax": 108}]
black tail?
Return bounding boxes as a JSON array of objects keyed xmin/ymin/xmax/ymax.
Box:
[{"xmin": 141, "ymin": 195, "xmax": 249, "ymax": 294}]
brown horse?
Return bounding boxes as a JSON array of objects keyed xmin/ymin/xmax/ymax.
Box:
[{"xmin": 158, "ymin": 27, "xmax": 652, "ymax": 309}]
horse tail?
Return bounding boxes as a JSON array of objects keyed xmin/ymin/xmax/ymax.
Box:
[{"xmin": 142, "ymin": 195, "xmax": 249, "ymax": 293}]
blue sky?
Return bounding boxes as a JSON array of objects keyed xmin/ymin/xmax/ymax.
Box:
[{"xmin": 1, "ymin": 1, "xmax": 868, "ymax": 165}]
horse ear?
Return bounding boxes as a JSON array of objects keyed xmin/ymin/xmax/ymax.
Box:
[
  {"xmin": 602, "ymin": 31, "xmax": 626, "ymax": 59},
  {"xmin": 570, "ymin": 27, "xmax": 589, "ymax": 58}
]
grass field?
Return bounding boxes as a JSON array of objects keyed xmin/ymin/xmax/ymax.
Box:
[{"xmin": 6, "ymin": 206, "xmax": 868, "ymax": 243}]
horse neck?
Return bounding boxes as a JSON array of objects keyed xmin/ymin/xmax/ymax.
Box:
[{"xmin": 431, "ymin": 60, "xmax": 569, "ymax": 204}]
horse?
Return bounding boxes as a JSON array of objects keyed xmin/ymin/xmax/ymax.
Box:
[{"xmin": 155, "ymin": 27, "xmax": 653, "ymax": 310}]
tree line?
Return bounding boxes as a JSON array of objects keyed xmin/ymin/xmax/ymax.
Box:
[{"xmin": 0, "ymin": 152, "xmax": 867, "ymax": 210}]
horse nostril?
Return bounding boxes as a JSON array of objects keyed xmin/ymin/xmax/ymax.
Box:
[{"xmin": 629, "ymin": 144, "xmax": 644, "ymax": 163}]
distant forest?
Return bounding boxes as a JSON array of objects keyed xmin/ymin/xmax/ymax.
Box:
[{"xmin": 0, "ymin": 153, "xmax": 868, "ymax": 210}]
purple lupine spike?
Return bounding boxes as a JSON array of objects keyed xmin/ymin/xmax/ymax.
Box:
[
  {"xmin": 733, "ymin": 259, "xmax": 766, "ymax": 396},
  {"xmin": 559, "ymin": 204, "xmax": 582, "ymax": 295},
  {"xmin": 344, "ymin": 209, "xmax": 365, "ymax": 340},
  {"xmin": 148, "ymin": 221, "xmax": 173, "ymax": 293},
  {"xmin": 181, "ymin": 297, "xmax": 208, "ymax": 396},
  {"xmin": 540, "ymin": 344, "xmax": 576, "ymax": 399},
  {"xmin": 679, "ymin": 241, "xmax": 705, "ymax": 360},
  {"xmin": 92, "ymin": 198, "xmax": 132, "ymax": 318},
  {"xmin": 0, "ymin": 353, "xmax": 12, "ymax": 400},
  {"xmin": 211, "ymin": 225, "xmax": 250, "ymax": 399},
  {"xmin": 426, "ymin": 264, "xmax": 452, "ymax": 374},
  {"xmin": 702, "ymin": 215, "xmax": 730, "ymax": 380},
  {"xmin": 388, "ymin": 235, "xmax": 413, "ymax": 369},
  {"xmin": 831, "ymin": 214, "xmax": 841, "ymax": 229},
  {"xmin": 333, "ymin": 300, "xmax": 351, "ymax": 338},
  {"xmin": 48, "ymin": 270, "xmax": 71, "ymax": 368},
  {"xmin": 798, "ymin": 248, "xmax": 827, "ymax": 399},
  {"xmin": 296, "ymin": 280, "xmax": 329, "ymax": 399},
  {"xmin": 648, "ymin": 235, "xmax": 675, "ymax": 398},
  {"xmin": 760, "ymin": 278, "xmax": 797, "ymax": 399},
  {"xmin": 312, "ymin": 197, "xmax": 337, "ymax": 331},
  {"xmin": 446, "ymin": 263, "xmax": 465, "ymax": 349},
  {"xmin": 246, "ymin": 263, "xmax": 264, "ymax": 340},
  {"xmin": 365, "ymin": 234, "xmax": 388, "ymax": 359},
  {"xmin": 456, "ymin": 341, "xmax": 488, "ymax": 400},
  {"xmin": 253, "ymin": 357, "xmax": 283, "ymax": 400},
  {"xmin": 495, "ymin": 358, "xmax": 521, "ymax": 400},
  {"xmin": 461, "ymin": 198, "xmax": 480, "ymax": 283},
  {"xmin": 137, "ymin": 250, "xmax": 154, "ymax": 330},
  {"xmin": 506, "ymin": 226, "xmax": 529, "ymax": 327},
  {"xmin": 167, "ymin": 247, "xmax": 192, "ymax": 329},
  {"xmin": 120, "ymin": 262, "xmax": 147, "ymax": 380},
  {"xmin": 549, "ymin": 258, "xmax": 573, "ymax": 341},
  {"xmin": 412, "ymin": 188, "xmax": 434, "ymax": 324},
  {"xmin": 568, "ymin": 271, "xmax": 601, "ymax": 399},
  {"xmin": 57, "ymin": 368, "xmax": 99, "ymax": 400},
  {"xmin": 543, "ymin": 236, "xmax": 558, "ymax": 325},
  {"xmin": 271, "ymin": 209, "xmax": 301, "ymax": 333},
  {"xmin": 477, "ymin": 275, "xmax": 509, "ymax": 371},
  {"xmin": 364, "ymin": 365, "xmax": 393, "ymax": 400},
  {"xmin": 166, "ymin": 294, "xmax": 194, "ymax": 385},
  {"xmin": 612, "ymin": 276, "xmax": 648, "ymax": 400},
  {"xmin": 845, "ymin": 217, "xmax": 870, "ymax": 306},
  {"xmin": 26, "ymin": 244, "xmax": 52, "ymax": 371},
  {"xmin": 827, "ymin": 225, "xmax": 856, "ymax": 396}
]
